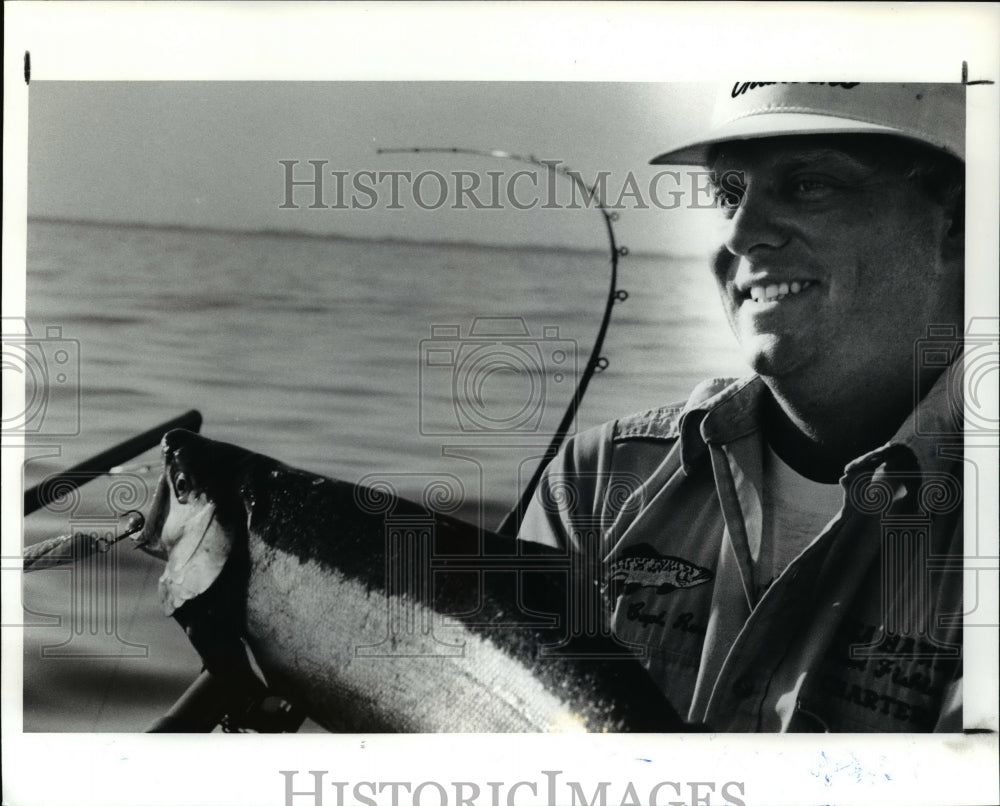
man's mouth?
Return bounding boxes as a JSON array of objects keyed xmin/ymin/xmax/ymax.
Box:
[{"xmin": 743, "ymin": 280, "xmax": 816, "ymax": 303}]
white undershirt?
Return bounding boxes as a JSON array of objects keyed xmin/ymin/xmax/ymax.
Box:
[{"xmin": 757, "ymin": 444, "xmax": 843, "ymax": 592}]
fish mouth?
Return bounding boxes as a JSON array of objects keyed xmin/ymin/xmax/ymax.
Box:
[
  {"xmin": 134, "ymin": 429, "xmax": 199, "ymax": 553},
  {"xmin": 135, "ymin": 429, "xmax": 254, "ymax": 557},
  {"xmin": 133, "ymin": 471, "xmax": 171, "ymax": 556}
]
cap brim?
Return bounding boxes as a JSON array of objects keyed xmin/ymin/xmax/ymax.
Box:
[{"xmin": 649, "ymin": 112, "xmax": 903, "ymax": 166}]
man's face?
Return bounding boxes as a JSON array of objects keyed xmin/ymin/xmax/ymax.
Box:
[{"xmin": 708, "ymin": 136, "xmax": 963, "ymax": 392}]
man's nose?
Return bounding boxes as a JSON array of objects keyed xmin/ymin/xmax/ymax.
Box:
[{"xmin": 722, "ymin": 182, "xmax": 788, "ymax": 258}]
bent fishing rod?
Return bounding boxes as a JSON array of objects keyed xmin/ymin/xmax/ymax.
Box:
[{"xmin": 377, "ymin": 147, "xmax": 629, "ymax": 537}]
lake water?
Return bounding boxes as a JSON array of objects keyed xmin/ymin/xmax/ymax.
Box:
[{"xmin": 20, "ymin": 218, "xmax": 746, "ymax": 731}]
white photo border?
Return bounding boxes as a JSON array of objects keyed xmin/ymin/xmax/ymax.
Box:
[{"xmin": 3, "ymin": 3, "xmax": 998, "ymax": 806}]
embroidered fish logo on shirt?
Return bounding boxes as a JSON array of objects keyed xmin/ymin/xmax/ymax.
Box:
[{"xmin": 605, "ymin": 543, "xmax": 713, "ymax": 606}]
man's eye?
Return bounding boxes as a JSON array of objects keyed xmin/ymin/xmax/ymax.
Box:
[
  {"xmin": 795, "ymin": 179, "xmax": 828, "ymax": 192},
  {"xmin": 711, "ymin": 171, "xmax": 746, "ymax": 214},
  {"xmin": 713, "ymin": 187, "xmax": 742, "ymax": 210},
  {"xmin": 713, "ymin": 169, "xmax": 746, "ymax": 213},
  {"xmin": 785, "ymin": 175, "xmax": 840, "ymax": 200}
]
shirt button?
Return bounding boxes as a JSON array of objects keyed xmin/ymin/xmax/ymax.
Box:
[{"xmin": 732, "ymin": 676, "xmax": 754, "ymax": 698}]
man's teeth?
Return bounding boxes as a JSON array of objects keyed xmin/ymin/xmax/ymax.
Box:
[{"xmin": 747, "ymin": 280, "xmax": 813, "ymax": 302}]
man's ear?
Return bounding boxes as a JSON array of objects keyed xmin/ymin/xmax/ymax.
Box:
[
  {"xmin": 940, "ymin": 188, "xmax": 965, "ymax": 266},
  {"xmin": 941, "ymin": 221, "xmax": 964, "ymax": 269}
]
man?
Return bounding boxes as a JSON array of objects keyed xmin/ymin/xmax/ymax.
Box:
[{"xmin": 518, "ymin": 83, "xmax": 966, "ymax": 732}]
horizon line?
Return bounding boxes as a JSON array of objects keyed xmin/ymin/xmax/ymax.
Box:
[{"xmin": 26, "ymin": 215, "xmax": 691, "ymax": 260}]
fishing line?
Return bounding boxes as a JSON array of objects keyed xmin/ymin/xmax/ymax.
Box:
[
  {"xmin": 20, "ymin": 511, "xmax": 146, "ymax": 729},
  {"xmin": 377, "ymin": 147, "xmax": 628, "ymax": 536},
  {"xmin": 93, "ymin": 550, "xmax": 158, "ymax": 730},
  {"xmin": 20, "ymin": 411, "xmax": 202, "ymax": 729}
]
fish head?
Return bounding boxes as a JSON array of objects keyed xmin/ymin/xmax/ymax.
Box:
[{"xmin": 137, "ymin": 429, "xmax": 255, "ymax": 615}]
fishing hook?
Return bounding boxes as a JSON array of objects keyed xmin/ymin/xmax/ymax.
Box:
[{"xmin": 23, "ymin": 510, "xmax": 145, "ymax": 572}]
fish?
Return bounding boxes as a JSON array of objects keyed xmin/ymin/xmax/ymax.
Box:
[
  {"xmin": 136, "ymin": 429, "xmax": 689, "ymax": 733},
  {"xmin": 605, "ymin": 544, "xmax": 714, "ymax": 601}
]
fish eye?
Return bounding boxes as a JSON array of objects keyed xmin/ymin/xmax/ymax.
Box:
[{"xmin": 173, "ymin": 472, "xmax": 190, "ymax": 503}]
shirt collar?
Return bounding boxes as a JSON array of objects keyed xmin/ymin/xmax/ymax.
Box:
[
  {"xmin": 845, "ymin": 360, "xmax": 962, "ymax": 478},
  {"xmin": 676, "ymin": 365, "xmax": 961, "ymax": 478},
  {"xmin": 677, "ymin": 375, "xmax": 764, "ymax": 473}
]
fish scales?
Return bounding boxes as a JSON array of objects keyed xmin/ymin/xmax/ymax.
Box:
[{"xmin": 137, "ymin": 429, "xmax": 688, "ymax": 732}]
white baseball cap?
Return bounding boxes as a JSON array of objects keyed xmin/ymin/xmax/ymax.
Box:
[{"xmin": 651, "ymin": 82, "xmax": 966, "ymax": 165}]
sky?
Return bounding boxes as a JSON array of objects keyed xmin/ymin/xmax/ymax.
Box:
[{"xmin": 26, "ymin": 81, "xmax": 720, "ymax": 255}]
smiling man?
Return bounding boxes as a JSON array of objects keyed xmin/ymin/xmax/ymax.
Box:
[{"xmin": 519, "ymin": 83, "xmax": 966, "ymax": 732}]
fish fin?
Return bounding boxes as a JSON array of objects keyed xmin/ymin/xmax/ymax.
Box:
[{"xmin": 158, "ymin": 514, "xmax": 233, "ymax": 616}]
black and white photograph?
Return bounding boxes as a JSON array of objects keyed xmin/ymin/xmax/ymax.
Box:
[{"xmin": 3, "ymin": 4, "xmax": 998, "ymax": 806}]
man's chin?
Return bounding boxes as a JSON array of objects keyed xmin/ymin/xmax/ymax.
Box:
[{"xmin": 740, "ymin": 336, "xmax": 811, "ymax": 380}]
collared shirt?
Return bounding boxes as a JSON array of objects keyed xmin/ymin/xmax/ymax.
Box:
[{"xmin": 518, "ymin": 368, "xmax": 964, "ymax": 732}]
